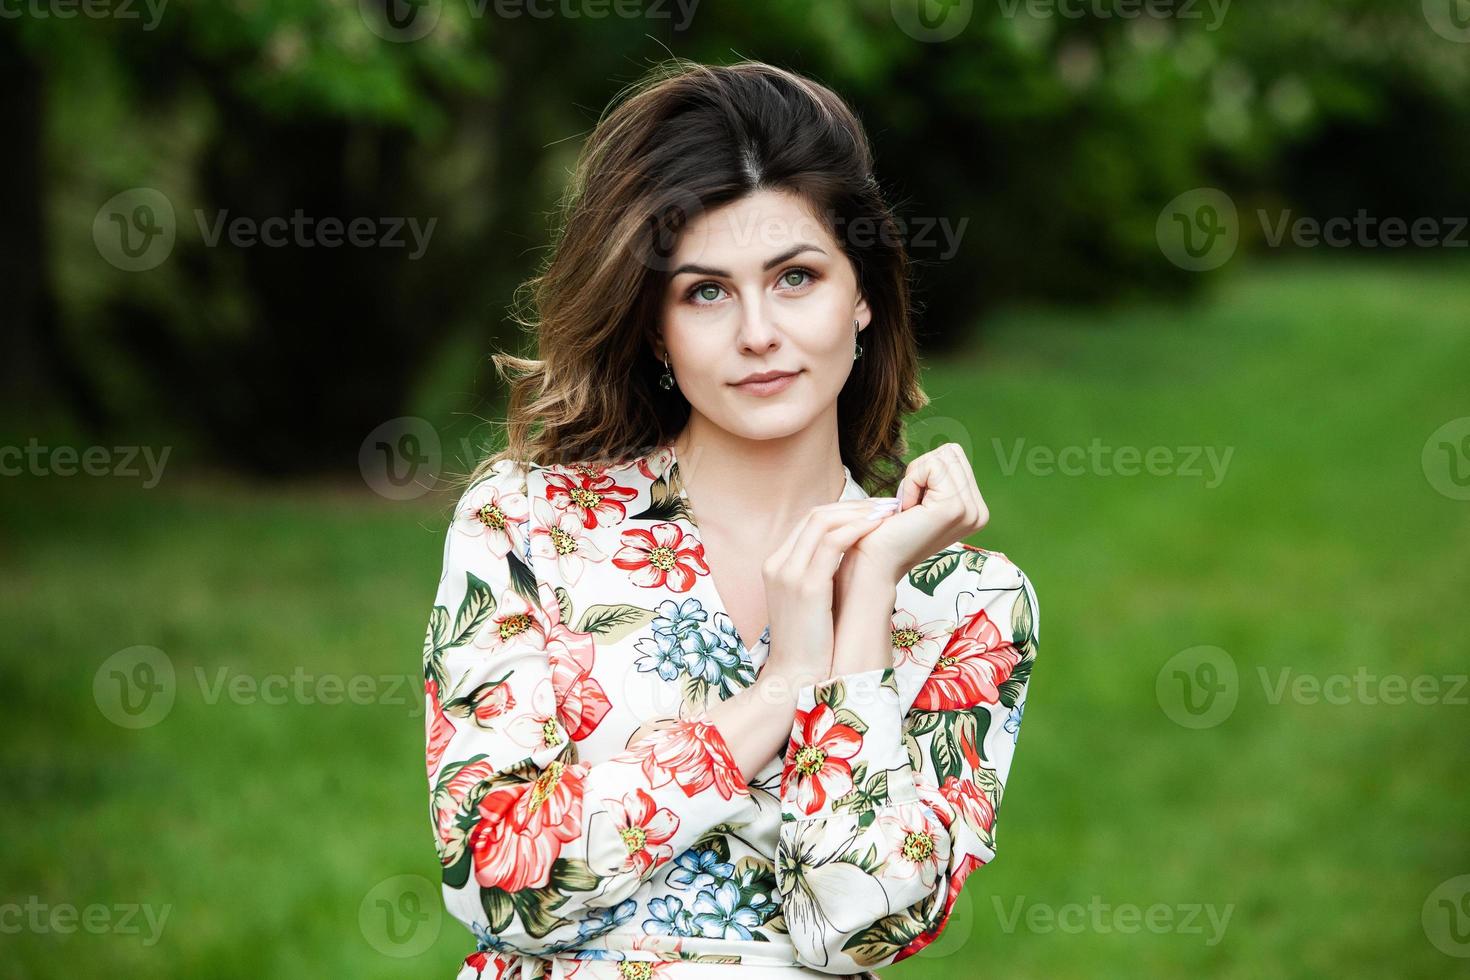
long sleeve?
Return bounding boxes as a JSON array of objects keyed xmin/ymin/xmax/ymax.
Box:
[
  {"xmin": 772, "ymin": 550, "xmax": 1039, "ymax": 972},
  {"xmin": 423, "ymin": 460, "xmax": 755, "ymax": 956}
]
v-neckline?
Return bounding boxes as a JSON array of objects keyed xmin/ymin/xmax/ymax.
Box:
[{"xmin": 659, "ymin": 441, "xmax": 867, "ymax": 664}]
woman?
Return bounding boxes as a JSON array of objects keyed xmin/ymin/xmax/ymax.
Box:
[{"xmin": 422, "ymin": 60, "xmax": 1040, "ymax": 980}]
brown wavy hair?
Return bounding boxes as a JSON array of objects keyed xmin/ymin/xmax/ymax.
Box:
[{"xmin": 462, "ymin": 58, "xmax": 928, "ymax": 495}]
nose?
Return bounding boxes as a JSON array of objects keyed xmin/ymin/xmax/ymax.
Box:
[{"xmin": 736, "ymin": 296, "xmax": 781, "ymax": 354}]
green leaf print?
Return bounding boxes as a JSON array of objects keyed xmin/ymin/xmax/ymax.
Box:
[
  {"xmin": 908, "ymin": 549, "xmax": 961, "ymax": 596},
  {"xmin": 548, "ymin": 857, "xmax": 602, "ymax": 892},
  {"xmin": 834, "ymin": 706, "xmax": 868, "ymax": 736},
  {"xmin": 1012, "ymin": 581, "xmax": 1035, "ymax": 654},
  {"xmin": 930, "ymin": 718, "xmax": 965, "ymax": 783},
  {"xmin": 507, "ymin": 550, "xmax": 539, "ymax": 604},
  {"xmin": 815, "ymin": 679, "xmax": 846, "ymax": 709},
  {"xmin": 481, "ymin": 887, "xmax": 515, "ymax": 933},
  {"xmin": 452, "ymin": 572, "xmax": 497, "ymax": 647},
  {"xmin": 574, "ymin": 603, "xmax": 656, "ymax": 643}
]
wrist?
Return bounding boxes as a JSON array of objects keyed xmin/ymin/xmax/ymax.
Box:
[
  {"xmin": 840, "ymin": 552, "xmax": 903, "ymax": 592},
  {"xmin": 754, "ymin": 665, "xmax": 819, "ymax": 709}
]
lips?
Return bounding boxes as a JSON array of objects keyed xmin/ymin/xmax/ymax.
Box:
[
  {"xmin": 733, "ymin": 370, "xmax": 798, "ymax": 385},
  {"xmin": 731, "ymin": 370, "xmax": 801, "ymax": 397}
]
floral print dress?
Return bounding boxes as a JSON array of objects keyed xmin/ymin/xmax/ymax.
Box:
[{"xmin": 422, "ymin": 444, "xmax": 1040, "ymax": 980}]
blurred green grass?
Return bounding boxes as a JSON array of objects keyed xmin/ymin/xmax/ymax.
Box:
[{"xmin": 2, "ymin": 258, "xmax": 1467, "ymax": 978}]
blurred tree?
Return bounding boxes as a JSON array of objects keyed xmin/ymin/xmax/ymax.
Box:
[{"xmin": 9, "ymin": 0, "xmax": 1467, "ymax": 473}]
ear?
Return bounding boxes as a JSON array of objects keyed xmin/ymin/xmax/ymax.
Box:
[{"xmin": 854, "ymin": 293, "xmax": 873, "ymax": 332}]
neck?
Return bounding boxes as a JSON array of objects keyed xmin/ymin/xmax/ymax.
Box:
[{"xmin": 671, "ymin": 412, "xmax": 848, "ymax": 532}]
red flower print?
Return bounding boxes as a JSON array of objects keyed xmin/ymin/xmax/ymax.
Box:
[
  {"xmin": 551, "ymin": 658, "xmax": 610, "ymax": 740},
  {"xmin": 611, "ymin": 522, "xmax": 709, "ymax": 593},
  {"xmin": 913, "ymin": 609, "xmax": 1021, "ymax": 711},
  {"xmin": 875, "ymin": 808, "xmax": 943, "ymax": 889},
  {"xmin": 938, "ymin": 774, "xmax": 995, "ymax": 836},
  {"xmin": 624, "ymin": 719, "xmax": 748, "ymax": 800},
  {"xmin": 889, "ymin": 608, "xmax": 955, "ymax": 667},
  {"xmin": 443, "ymin": 676, "xmax": 517, "ymax": 730},
  {"xmin": 462, "ymin": 951, "xmax": 513, "ymax": 980},
  {"xmin": 545, "ymin": 471, "xmax": 638, "ymax": 529},
  {"xmin": 895, "ymin": 850, "xmax": 986, "ymax": 962},
  {"xmin": 506, "ymin": 678, "xmax": 567, "ymax": 753},
  {"xmin": 472, "ymin": 587, "xmax": 550, "ymax": 653},
  {"xmin": 781, "ymin": 703, "xmax": 863, "ymax": 815},
  {"xmin": 457, "ymin": 477, "xmax": 530, "ymax": 559},
  {"xmin": 425, "ymin": 678, "xmax": 456, "ymax": 781},
  {"xmin": 469, "ymin": 760, "xmax": 587, "ymax": 892},
  {"xmin": 530, "ymin": 496, "xmax": 610, "ymax": 587},
  {"xmin": 433, "ymin": 758, "xmax": 495, "ymax": 866},
  {"xmin": 605, "ymin": 788, "xmax": 680, "ymax": 875},
  {"xmin": 638, "ymin": 445, "xmax": 676, "ymax": 483},
  {"xmin": 540, "ymin": 582, "xmax": 612, "ymax": 741}
]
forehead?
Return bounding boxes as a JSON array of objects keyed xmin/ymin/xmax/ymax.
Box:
[{"xmin": 671, "ymin": 188, "xmax": 837, "ymax": 266}]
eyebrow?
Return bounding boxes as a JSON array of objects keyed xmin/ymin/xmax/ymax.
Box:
[{"xmin": 670, "ymin": 244, "xmax": 828, "ymax": 279}]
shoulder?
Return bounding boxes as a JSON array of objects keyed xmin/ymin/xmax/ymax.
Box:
[
  {"xmin": 905, "ymin": 541, "xmax": 1035, "ymax": 606},
  {"xmin": 900, "ymin": 540, "xmax": 1039, "ymax": 648},
  {"xmin": 445, "ymin": 458, "xmax": 536, "ymax": 566}
]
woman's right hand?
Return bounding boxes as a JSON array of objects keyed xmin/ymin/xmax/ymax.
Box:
[{"xmin": 759, "ymin": 499, "xmax": 893, "ymax": 690}]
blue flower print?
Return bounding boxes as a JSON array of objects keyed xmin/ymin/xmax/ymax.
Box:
[
  {"xmin": 633, "ymin": 631, "xmax": 687, "ymax": 681},
  {"xmin": 732, "ymin": 865, "xmax": 778, "ymax": 925},
  {"xmin": 642, "ymin": 895, "xmax": 696, "ymax": 937},
  {"xmin": 651, "ymin": 597, "xmax": 707, "ymax": 641},
  {"xmin": 1004, "ymin": 701, "xmax": 1025, "ymax": 743},
  {"xmin": 577, "ymin": 899, "xmax": 636, "ymax": 940},
  {"xmin": 692, "ymin": 880, "xmax": 762, "ymax": 940},
  {"xmin": 680, "ymin": 629, "xmax": 742, "ymax": 686},
  {"xmin": 667, "ymin": 847, "xmax": 734, "ymax": 891},
  {"xmin": 709, "ymin": 612, "xmax": 745, "ymax": 654}
]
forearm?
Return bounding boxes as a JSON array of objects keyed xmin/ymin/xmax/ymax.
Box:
[
  {"xmin": 702, "ymin": 669, "xmax": 817, "ymax": 783},
  {"xmin": 831, "ymin": 559, "xmax": 899, "ymax": 677}
]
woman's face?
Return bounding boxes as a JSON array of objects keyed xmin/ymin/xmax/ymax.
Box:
[{"xmin": 657, "ymin": 188, "xmax": 870, "ymax": 443}]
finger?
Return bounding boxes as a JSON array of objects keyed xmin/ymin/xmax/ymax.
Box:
[
  {"xmin": 899, "ymin": 451, "xmax": 947, "ymax": 511},
  {"xmin": 785, "ymin": 504, "xmax": 891, "ymax": 580},
  {"xmin": 767, "ymin": 501, "xmax": 874, "ymax": 573},
  {"xmin": 948, "ymin": 445, "xmax": 989, "ymax": 528},
  {"xmin": 934, "ymin": 447, "xmax": 984, "ymax": 531}
]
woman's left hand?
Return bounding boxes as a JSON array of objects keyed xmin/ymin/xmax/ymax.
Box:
[{"xmin": 840, "ymin": 442, "xmax": 990, "ymax": 587}]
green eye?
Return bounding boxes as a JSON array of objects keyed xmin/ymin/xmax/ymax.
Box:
[
  {"xmin": 697, "ymin": 284, "xmax": 721, "ymax": 302},
  {"xmin": 781, "ymin": 269, "xmax": 813, "ymax": 288}
]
